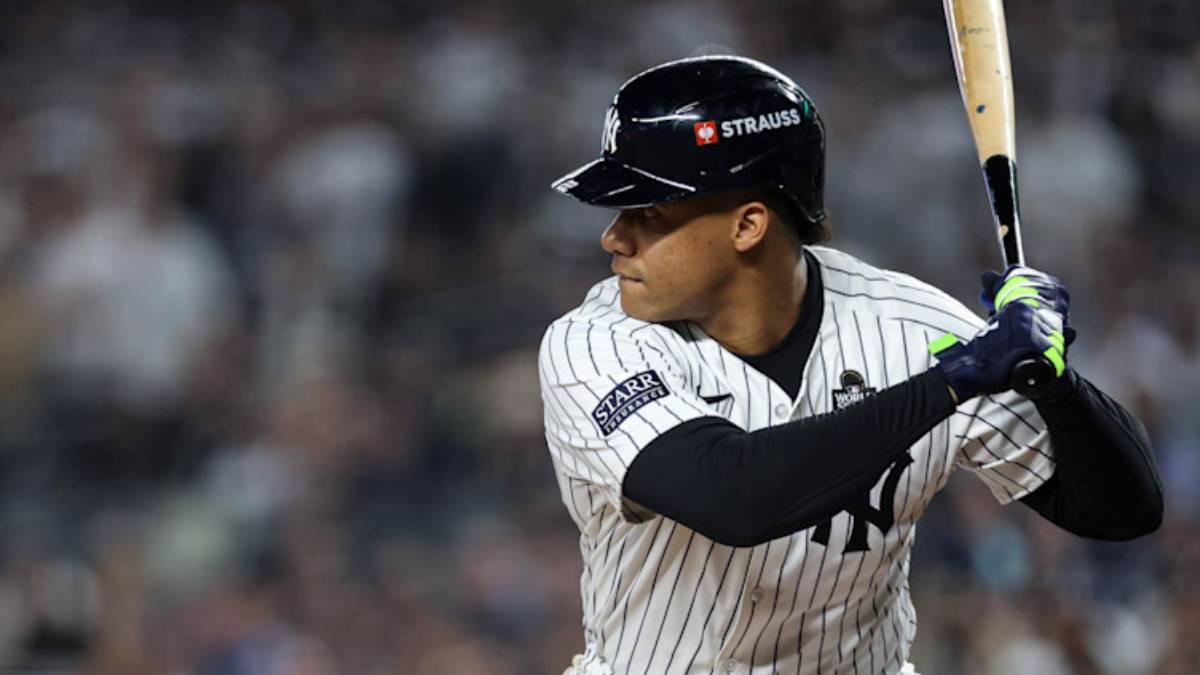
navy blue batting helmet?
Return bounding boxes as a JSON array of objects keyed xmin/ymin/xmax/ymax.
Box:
[{"xmin": 552, "ymin": 55, "xmax": 826, "ymax": 226}]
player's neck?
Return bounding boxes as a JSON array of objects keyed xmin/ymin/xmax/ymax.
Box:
[{"xmin": 698, "ymin": 253, "xmax": 807, "ymax": 357}]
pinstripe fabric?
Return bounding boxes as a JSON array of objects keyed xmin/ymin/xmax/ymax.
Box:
[{"xmin": 540, "ymin": 246, "xmax": 1056, "ymax": 675}]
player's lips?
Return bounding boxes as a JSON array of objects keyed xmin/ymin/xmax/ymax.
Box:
[{"xmin": 612, "ymin": 265, "xmax": 644, "ymax": 283}]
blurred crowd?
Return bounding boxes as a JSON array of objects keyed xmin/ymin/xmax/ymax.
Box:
[{"xmin": 0, "ymin": 0, "xmax": 1196, "ymax": 673}]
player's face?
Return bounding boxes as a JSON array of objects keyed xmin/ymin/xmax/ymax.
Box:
[{"xmin": 601, "ymin": 194, "xmax": 745, "ymax": 323}]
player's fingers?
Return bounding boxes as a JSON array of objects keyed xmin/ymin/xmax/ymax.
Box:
[
  {"xmin": 994, "ymin": 274, "xmax": 1044, "ymax": 310},
  {"xmin": 1010, "ymin": 268, "xmax": 1070, "ymax": 318},
  {"xmin": 979, "ymin": 270, "xmax": 1004, "ymax": 313},
  {"xmin": 1056, "ymin": 283, "xmax": 1071, "ymax": 318},
  {"xmin": 980, "ymin": 269, "xmax": 1004, "ymax": 292}
]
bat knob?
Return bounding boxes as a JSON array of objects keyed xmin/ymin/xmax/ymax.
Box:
[{"xmin": 1009, "ymin": 357, "xmax": 1057, "ymax": 400}]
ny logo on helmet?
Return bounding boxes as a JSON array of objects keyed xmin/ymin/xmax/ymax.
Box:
[{"xmin": 602, "ymin": 107, "xmax": 621, "ymax": 155}]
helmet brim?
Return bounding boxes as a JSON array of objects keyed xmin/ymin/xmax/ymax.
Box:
[{"xmin": 551, "ymin": 158, "xmax": 697, "ymax": 209}]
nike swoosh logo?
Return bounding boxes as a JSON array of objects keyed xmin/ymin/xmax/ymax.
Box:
[{"xmin": 701, "ymin": 393, "xmax": 732, "ymax": 404}]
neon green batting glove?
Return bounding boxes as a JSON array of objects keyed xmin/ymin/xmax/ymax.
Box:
[{"xmin": 980, "ymin": 265, "xmax": 1070, "ymax": 317}]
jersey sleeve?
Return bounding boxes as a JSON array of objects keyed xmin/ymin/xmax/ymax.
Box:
[
  {"xmin": 538, "ymin": 319, "xmax": 712, "ymax": 518},
  {"xmin": 952, "ymin": 390, "xmax": 1058, "ymax": 504},
  {"xmin": 876, "ymin": 265, "xmax": 1059, "ymax": 505}
]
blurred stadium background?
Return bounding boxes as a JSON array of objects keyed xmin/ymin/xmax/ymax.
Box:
[{"xmin": 0, "ymin": 0, "xmax": 1196, "ymax": 673}]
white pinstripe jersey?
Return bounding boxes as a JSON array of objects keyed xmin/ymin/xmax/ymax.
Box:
[{"xmin": 539, "ymin": 246, "xmax": 1056, "ymax": 675}]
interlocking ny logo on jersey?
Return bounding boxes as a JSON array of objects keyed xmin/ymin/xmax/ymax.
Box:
[
  {"xmin": 832, "ymin": 370, "xmax": 877, "ymax": 410},
  {"xmin": 813, "ymin": 452, "xmax": 913, "ymax": 553},
  {"xmin": 592, "ymin": 370, "xmax": 669, "ymax": 435}
]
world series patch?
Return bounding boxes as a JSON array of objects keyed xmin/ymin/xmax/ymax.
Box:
[
  {"xmin": 832, "ymin": 370, "xmax": 877, "ymax": 410},
  {"xmin": 592, "ymin": 370, "xmax": 670, "ymax": 436}
]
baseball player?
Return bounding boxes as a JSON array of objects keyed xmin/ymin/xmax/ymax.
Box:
[{"xmin": 540, "ymin": 56, "xmax": 1162, "ymax": 675}]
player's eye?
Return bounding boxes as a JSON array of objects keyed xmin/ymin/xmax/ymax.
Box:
[
  {"xmin": 632, "ymin": 206, "xmax": 674, "ymax": 234},
  {"xmin": 642, "ymin": 207, "xmax": 670, "ymax": 226}
]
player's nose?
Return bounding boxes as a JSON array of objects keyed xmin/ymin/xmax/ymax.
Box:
[{"xmin": 601, "ymin": 211, "xmax": 636, "ymax": 257}]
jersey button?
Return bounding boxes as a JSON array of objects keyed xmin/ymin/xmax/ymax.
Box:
[
  {"xmin": 773, "ymin": 403, "xmax": 790, "ymax": 420},
  {"xmin": 723, "ymin": 658, "xmax": 739, "ymax": 672},
  {"xmin": 750, "ymin": 587, "xmax": 764, "ymax": 603}
]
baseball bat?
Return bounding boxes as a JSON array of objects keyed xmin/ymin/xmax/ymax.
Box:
[{"xmin": 943, "ymin": 0, "xmax": 1056, "ymax": 398}]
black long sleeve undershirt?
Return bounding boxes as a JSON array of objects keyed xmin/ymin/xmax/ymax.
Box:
[
  {"xmin": 623, "ymin": 365, "xmax": 1164, "ymax": 548},
  {"xmin": 1016, "ymin": 369, "xmax": 1164, "ymax": 541},
  {"xmin": 622, "ymin": 368, "xmax": 958, "ymax": 547}
]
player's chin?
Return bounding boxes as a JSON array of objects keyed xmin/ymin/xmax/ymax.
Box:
[
  {"xmin": 618, "ymin": 296, "xmax": 649, "ymax": 322},
  {"xmin": 619, "ymin": 291, "xmax": 681, "ymax": 324},
  {"xmin": 618, "ymin": 287, "xmax": 663, "ymax": 323}
]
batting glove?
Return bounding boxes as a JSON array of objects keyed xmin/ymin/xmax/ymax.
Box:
[
  {"xmin": 980, "ymin": 265, "xmax": 1071, "ymax": 318},
  {"xmin": 929, "ymin": 301, "xmax": 1071, "ymax": 402}
]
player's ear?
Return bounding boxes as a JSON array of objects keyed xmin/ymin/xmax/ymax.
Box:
[{"xmin": 731, "ymin": 200, "xmax": 770, "ymax": 253}]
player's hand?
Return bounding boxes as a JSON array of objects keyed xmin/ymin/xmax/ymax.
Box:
[
  {"xmin": 979, "ymin": 264, "xmax": 1078, "ymax": 381},
  {"xmin": 929, "ymin": 301, "xmax": 1070, "ymax": 402},
  {"xmin": 979, "ymin": 265, "xmax": 1070, "ymax": 318}
]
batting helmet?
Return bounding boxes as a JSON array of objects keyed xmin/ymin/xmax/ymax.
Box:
[{"xmin": 552, "ymin": 55, "xmax": 826, "ymax": 226}]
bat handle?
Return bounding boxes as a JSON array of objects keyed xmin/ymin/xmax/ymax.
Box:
[
  {"xmin": 982, "ymin": 158, "xmax": 1054, "ymax": 399},
  {"xmin": 1010, "ymin": 357, "xmax": 1057, "ymax": 400},
  {"xmin": 984, "ymin": 156, "xmax": 1025, "ymax": 266}
]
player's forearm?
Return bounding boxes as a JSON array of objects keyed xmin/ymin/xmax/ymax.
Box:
[
  {"xmin": 1019, "ymin": 369, "xmax": 1164, "ymax": 540},
  {"xmin": 622, "ymin": 368, "xmax": 956, "ymax": 547}
]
